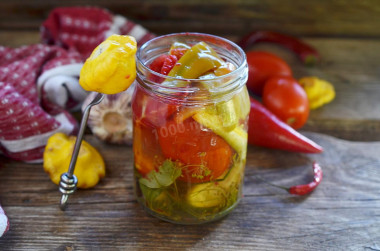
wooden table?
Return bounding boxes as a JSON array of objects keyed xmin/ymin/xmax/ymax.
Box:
[{"xmin": 1, "ymin": 2, "xmax": 380, "ymax": 250}]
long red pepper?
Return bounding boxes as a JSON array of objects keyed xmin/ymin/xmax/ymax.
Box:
[
  {"xmin": 238, "ymin": 30, "xmax": 320, "ymax": 65},
  {"xmin": 288, "ymin": 162, "xmax": 323, "ymax": 195},
  {"xmin": 248, "ymin": 97, "xmax": 323, "ymax": 153}
]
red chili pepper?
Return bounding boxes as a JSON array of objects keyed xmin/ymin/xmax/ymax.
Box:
[
  {"xmin": 288, "ymin": 162, "xmax": 323, "ymax": 195},
  {"xmin": 248, "ymin": 97, "xmax": 323, "ymax": 153},
  {"xmin": 238, "ymin": 30, "xmax": 320, "ymax": 65},
  {"xmin": 256, "ymin": 162, "xmax": 323, "ymax": 196}
]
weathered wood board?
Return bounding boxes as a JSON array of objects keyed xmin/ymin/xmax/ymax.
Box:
[
  {"xmin": 1, "ymin": 0, "xmax": 380, "ymax": 38},
  {"xmin": 1, "ymin": 31, "xmax": 380, "ymax": 141},
  {"xmin": 250, "ymin": 38, "xmax": 380, "ymax": 141},
  {"xmin": 1, "ymin": 3, "xmax": 380, "ymax": 248},
  {"xmin": 0, "ymin": 133, "xmax": 379, "ymax": 250}
]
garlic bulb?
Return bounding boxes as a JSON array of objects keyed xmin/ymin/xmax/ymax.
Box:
[{"xmin": 82, "ymin": 83, "xmax": 135, "ymax": 145}]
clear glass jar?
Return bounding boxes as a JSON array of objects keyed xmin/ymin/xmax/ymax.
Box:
[{"xmin": 132, "ymin": 32, "xmax": 249, "ymax": 224}]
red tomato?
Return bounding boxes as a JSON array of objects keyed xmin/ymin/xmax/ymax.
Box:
[
  {"xmin": 170, "ymin": 48, "xmax": 188, "ymax": 59},
  {"xmin": 158, "ymin": 118, "xmax": 233, "ymax": 183},
  {"xmin": 132, "ymin": 85, "xmax": 177, "ymax": 128},
  {"xmin": 133, "ymin": 121, "xmax": 165, "ymax": 176},
  {"xmin": 134, "ymin": 51, "xmax": 188, "ymax": 128},
  {"xmin": 246, "ymin": 51, "xmax": 292, "ymax": 96},
  {"xmin": 262, "ymin": 76, "xmax": 309, "ymax": 129},
  {"xmin": 148, "ymin": 54, "xmax": 178, "ymax": 83},
  {"xmin": 149, "ymin": 54, "xmax": 167, "ymax": 73},
  {"xmin": 160, "ymin": 55, "xmax": 178, "ymax": 75}
]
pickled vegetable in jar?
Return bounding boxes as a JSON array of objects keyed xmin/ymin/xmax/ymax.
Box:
[{"xmin": 132, "ymin": 33, "xmax": 249, "ymax": 224}]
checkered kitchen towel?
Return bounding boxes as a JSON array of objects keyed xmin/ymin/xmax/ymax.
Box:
[
  {"xmin": 41, "ymin": 6, "xmax": 156, "ymax": 60},
  {"xmin": 0, "ymin": 45, "xmax": 82, "ymax": 163},
  {"xmin": 0, "ymin": 6, "xmax": 155, "ymax": 163}
]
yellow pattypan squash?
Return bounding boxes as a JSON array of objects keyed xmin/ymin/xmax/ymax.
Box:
[
  {"xmin": 43, "ymin": 133, "xmax": 105, "ymax": 189},
  {"xmin": 79, "ymin": 34, "xmax": 137, "ymax": 94},
  {"xmin": 298, "ymin": 76, "xmax": 336, "ymax": 109}
]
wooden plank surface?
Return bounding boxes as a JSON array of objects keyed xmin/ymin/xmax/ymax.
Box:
[
  {"xmin": 0, "ymin": 133, "xmax": 379, "ymax": 250},
  {"xmin": 250, "ymin": 38, "xmax": 380, "ymax": 141},
  {"xmin": 1, "ymin": 0, "xmax": 380, "ymax": 38},
  {"xmin": 1, "ymin": 2, "xmax": 380, "ymax": 249},
  {"xmin": 1, "ymin": 31, "xmax": 380, "ymax": 141}
]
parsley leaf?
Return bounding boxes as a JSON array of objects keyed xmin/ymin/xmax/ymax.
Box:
[{"xmin": 139, "ymin": 160, "xmax": 181, "ymax": 189}]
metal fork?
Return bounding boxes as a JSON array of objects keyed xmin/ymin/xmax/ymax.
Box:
[{"xmin": 59, "ymin": 93, "xmax": 105, "ymax": 210}]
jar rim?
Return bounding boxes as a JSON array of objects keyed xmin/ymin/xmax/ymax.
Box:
[
  {"xmin": 135, "ymin": 32, "xmax": 248, "ymax": 105},
  {"xmin": 136, "ymin": 32, "xmax": 247, "ymax": 83}
]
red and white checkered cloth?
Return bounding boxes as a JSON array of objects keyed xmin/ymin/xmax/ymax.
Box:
[
  {"xmin": 41, "ymin": 6, "xmax": 156, "ymax": 60},
  {"xmin": 0, "ymin": 6, "xmax": 155, "ymax": 163},
  {"xmin": 0, "ymin": 6, "xmax": 155, "ymax": 237},
  {"xmin": 0, "ymin": 44, "xmax": 81, "ymax": 163}
]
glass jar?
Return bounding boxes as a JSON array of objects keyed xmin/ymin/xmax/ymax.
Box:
[{"xmin": 132, "ymin": 32, "xmax": 249, "ymax": 224}]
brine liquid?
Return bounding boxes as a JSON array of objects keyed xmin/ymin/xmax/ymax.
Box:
[{"xmin": 132, "ymin": 85, "xmax": 248, "ymax": 224}]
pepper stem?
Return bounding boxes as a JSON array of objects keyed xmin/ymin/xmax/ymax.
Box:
[{"xmin": 254, "ymin": 175, "xmax": 289, "ymax": 191}]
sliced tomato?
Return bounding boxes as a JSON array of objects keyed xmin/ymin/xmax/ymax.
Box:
[
  {"xmin": 148, "ymin": 54, "xmax": 178, "ymax": 83},
  {"xmin": 158, "ymin": 118, "xmax": 233, "ymax": 183},
  {"xmin": 170, "ymin": 48, "xmax": 188, "ymax": 59},
  {"xmin": 160, "ymin": 55, "xmax": 178, "ymax": 75},
  {"xmin": 132, "ymin": 85, "xmax": 178, "ymax": 128},
  {"xmin": 149, "ymin": 55, "xmax": 167, "ymax": 73},
  {"xmin": 133, "ymin": 121, "xmax": 165, "ymax": 176}
]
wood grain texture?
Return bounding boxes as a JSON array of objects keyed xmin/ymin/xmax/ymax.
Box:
[
  {"xmin": 0, "ymin": 31, "xmax": 40, "ymax": 47},
  {"xmin": 3, "ymin": 32, "xmax": 379, "ymax": 141},
  {"xmin": 248, "ymin": 38, "xmax": 380, "ymax": 141},
  {"xmin": 0, "ymin": 4, "xmax": 380, "ymax": 248},
  {"xmin": 0, "ymin": 0, "xmax": 380, "ymax": 38},
  {"xmin": 0, "ymin": 134, "xmax": 379, "ymax": 250}
]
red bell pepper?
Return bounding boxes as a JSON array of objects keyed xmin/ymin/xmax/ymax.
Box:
[
  {"xmin": 238, "ymin": 30, "xmax": 320, "ymax": 66},
  {"xmin": 248, "ymin": 98, "xmax": 323, "ymax": 153}
]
